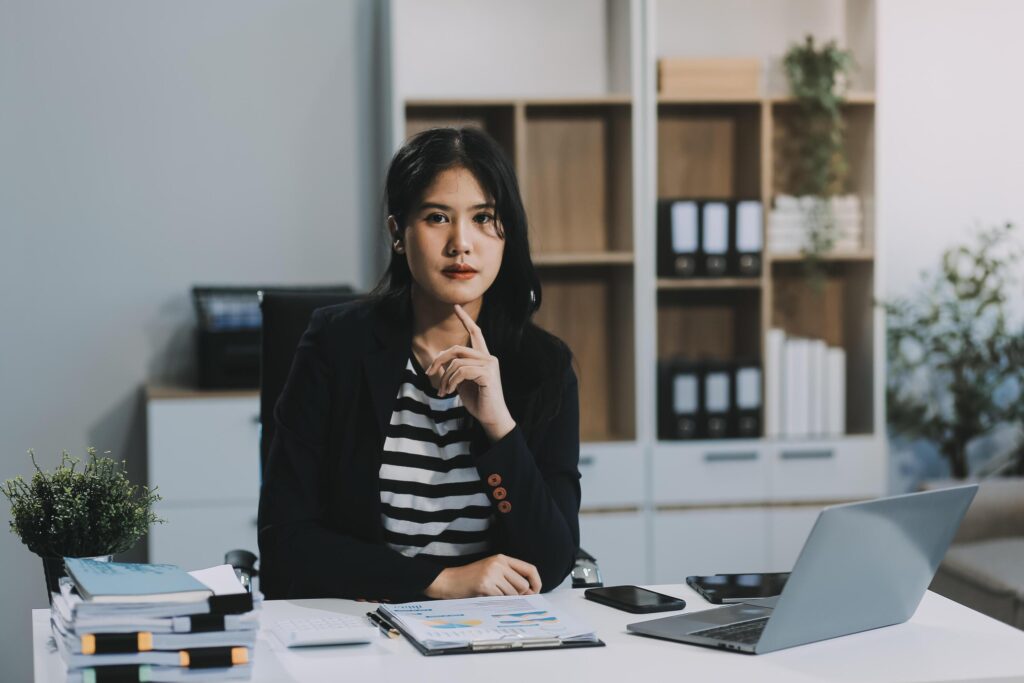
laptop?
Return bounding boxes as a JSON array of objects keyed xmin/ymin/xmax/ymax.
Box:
[{"xmin": 627, "ymin": 485, "xmax": 978, "ymax": 654}]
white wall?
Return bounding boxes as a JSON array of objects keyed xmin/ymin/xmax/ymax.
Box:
[
  {"xmin": 0, "ymin": 1, "xmax": 381, "ymax": 679},
  {"xmin": 878, "ymin": 0, "xmax": 1024, "ymax": 299}
]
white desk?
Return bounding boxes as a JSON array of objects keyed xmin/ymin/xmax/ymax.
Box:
[{"xmin": 33, "ymin": 584, "xmax": 1024, "ymax": 683}]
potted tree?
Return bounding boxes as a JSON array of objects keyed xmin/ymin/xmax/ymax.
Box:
[
  {"xmin": 1, "ymin": 448, "xmax": 162, "ymax": 600},
  {"xmin": 885, "ymin": 223, "xmax": 1024, "ymax": 479}
]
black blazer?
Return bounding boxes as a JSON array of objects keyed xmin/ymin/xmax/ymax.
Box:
[{"xmin": 257, "ymin": 295, "xmax": 581, "ymax": 601}]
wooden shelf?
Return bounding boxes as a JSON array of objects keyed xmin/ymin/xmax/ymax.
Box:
[
  {"xmin": 657, "ymin": 278, "xmax": 761, "ymax": 290},
  {"xmin": 534, "ymin": 251, "xmax": 634, "ymax": 267},
  {"xmin": 768, "ymin": 91, "xmax": 876, "ymax": 105},
  {"xmin": 768, "ymin": 250, "xmax": 875, "ymax": 263},
  {"xmin": 407, "ymin": 95, "xmax": 632, "ymax": 108},
  {"xmin": 656, "ymin": 92, "xmax": 875, "ymax": 106}
]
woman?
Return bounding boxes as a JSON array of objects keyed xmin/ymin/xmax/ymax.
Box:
[{"xmin": 257, "ymin": 127, "xmax": 581, "ymax": 602}]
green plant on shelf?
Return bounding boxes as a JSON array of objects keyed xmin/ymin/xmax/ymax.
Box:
[
  {"xmin": 782, "ymin": 35, "xmax": 855, "ymax": 282},
  {"xmin": 1, "ymin": 447, "xmax": 163, "ymax": 558},
  {"xmin": 884, "ymin": 223, "xmax": 1024, "ymax": 479}
]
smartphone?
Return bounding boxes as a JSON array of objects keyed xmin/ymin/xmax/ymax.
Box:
[
  {"xmin": 685, "ymin": 572, "xmax": 790, "ymax": 604},
  {"xmin": 584, "ymin": 585, "xmax": 686, "ymax": 614}
]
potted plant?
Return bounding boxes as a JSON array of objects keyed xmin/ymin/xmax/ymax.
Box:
[
  {"xmin": 781, "ymin": 35, "xmax": 855, "ymax": 280},
  {"xmin": 1, "ymin": 447, "xmax": 162, "ymax": 600},
  {"xmin": 885, "ymin": 223, "xmax": 1024, "ymax": 479}
]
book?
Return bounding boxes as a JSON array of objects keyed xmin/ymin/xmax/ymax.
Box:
[
  {"xmin": 64, "ymin": 559, "xmax": 212, "ymax": 604},
  {"xmin": 377, "ymin": 594, "xmax": 602, "ymax": 655},
  {"xmin": 765, "ymin": 329, "xmax": 786, "ymax": 438},
  {"xmin": 826, "ymin": 347, "xmax": 847, "ymax": 435},
  {"xmin": 65, "ymin": 663, "xmax": 254, "ymax": 683}
]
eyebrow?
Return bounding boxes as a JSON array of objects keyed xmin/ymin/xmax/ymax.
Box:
[{"xmin": 419, "ymin": 202, "xmax": 495, "ymax": 211}]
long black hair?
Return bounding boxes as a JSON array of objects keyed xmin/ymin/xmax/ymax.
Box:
[{"xmin": 369, "ymin": 127, "xmax": 573, "ymax": 433}]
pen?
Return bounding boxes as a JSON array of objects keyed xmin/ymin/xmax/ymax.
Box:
[{"xmin": 366, "ymin": 611, "xmax": 400, "ymax": 639}]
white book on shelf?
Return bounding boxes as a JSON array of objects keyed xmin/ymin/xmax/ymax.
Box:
[
  {"xmin": 809, "ymin": 339, "xmax": 828, "ymax": 436},
  {"xmin": 784, "ymin": 337, "xmax": 810, "ymax": 438},
  {"xmin": 826, "ymin": 347, "xmax": 847, "ymax": 436},
  {"xmin": 765, "ymin": 328, "xmax": 786, "ymax": 437}
]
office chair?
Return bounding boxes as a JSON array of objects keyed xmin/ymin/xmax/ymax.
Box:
[{"xmin": 227, "ymin": 288, "xmax": 602, "ymax": 595}]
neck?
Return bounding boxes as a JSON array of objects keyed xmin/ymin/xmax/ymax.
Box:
[{"xmin": 409, "ymin": 284, "xmax": 483, "ymax": 356}]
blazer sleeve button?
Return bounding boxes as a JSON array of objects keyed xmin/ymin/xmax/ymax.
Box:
[
  {"xmin": 498, "ymin": 500, "xmax": 512, "ymax": 514},
  {"xmin": 492, "ymin": 486, "xmax": 507, "ymax": 500},
  {"xmin": 487, "ymin": 473, "xmax": 502, "ymax": 487}
]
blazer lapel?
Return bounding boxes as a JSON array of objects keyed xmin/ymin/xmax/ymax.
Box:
[{"xmin": 363, "ymin": 295, "xmax": 413, "ymax": 440}]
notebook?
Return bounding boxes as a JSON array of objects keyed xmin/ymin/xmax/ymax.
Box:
[
  {"xmin": 64, "ymin": 559, "xmax": 212, "ymax": 604},
  {"xmin": 376, "ymin": 594, "xmax": 604, "ymax": 656}
]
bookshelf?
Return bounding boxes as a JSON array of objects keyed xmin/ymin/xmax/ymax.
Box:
[{"xmin": 385, "ymin": 0, "xmax": 884, "ymax": 585}]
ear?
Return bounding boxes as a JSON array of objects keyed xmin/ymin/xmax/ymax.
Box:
[{"xmin": 387, "ymin": 216, "xmax": 404, "ymax": 253}]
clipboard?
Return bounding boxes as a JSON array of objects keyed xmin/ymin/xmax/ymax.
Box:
[{"xmin": 374, "ymin": 607, "xmax": 606, "ymax": 656}]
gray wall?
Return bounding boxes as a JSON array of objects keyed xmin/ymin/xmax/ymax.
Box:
[{"xmin": 0, "ymin": 1, "xmax": 381, "ymax": 679}]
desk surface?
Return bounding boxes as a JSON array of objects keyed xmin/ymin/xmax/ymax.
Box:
[{"xmin": 33, "ymin": 584, "xmax": 1024, "ymax": 683}]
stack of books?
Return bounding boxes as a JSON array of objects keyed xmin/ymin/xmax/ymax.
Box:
[
  {"xmin": 51, "ymin": 558, "xmax": 260, "ymax": 682},
  {"xmin": 767, "ymin": 195, "xmax": 863, "ymax": 254},
  {"xmin": 765, "ymin": 329, "xmax": 846, "ymax": 438}
]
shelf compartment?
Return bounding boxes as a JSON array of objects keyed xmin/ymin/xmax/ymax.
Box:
[
  {"xmin": 657, "ymin": 289, "xmax": 761, "ymax": 363},
  {"xmin": 657, "ymin": 103, "xmax": 762, "ymax": 200},
  {"xmin": 523, "ymin": 104, "xmax": 633, "ymax": 255},
  {"xmin": 405, "ymin": 103, "xmax": 517, "ymax": 170},
  {"xmin": 770, "ymin": 260, "xmax": 875, "ymax": 434},
  {"xmin": 533, "ymin": 251, "xmax": 633, "ymax": 267},
  {"xmin": 533, "ymin": 265, "xmax": 635, "ymax": 442}
]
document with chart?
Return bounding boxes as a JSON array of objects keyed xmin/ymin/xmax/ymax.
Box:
[{"xmin": 377, "ymin": 595, "xmax": 603, "ymax": 655}]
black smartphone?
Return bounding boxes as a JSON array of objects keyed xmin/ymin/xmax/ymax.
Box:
[
  {"xmin": 584, "ymin": 585, "xmax": 686, "ymax": 614},
  {"xmin": 685, "ymin": 572, "xmax": 790, "ymax": 604}
]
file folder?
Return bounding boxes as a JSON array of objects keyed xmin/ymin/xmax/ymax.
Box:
[
  {"xmin": 658, "ymin": 200, "xmax": 699, "ymax": 277},
  {"xmin": 734, "ymin": 200, "xmax": 763, "ymax": 277},
  {"xmin": 659, "ymin": 360, "xmax": 700, "ymax": 439},
  {"xmin": 734, "ymin": 363, "xmax": 762, "ymax": 438},
  {"xmin": 701, "ymin": 202, "xmax": 730, "ymax": 277},
  {"xmin": 702, "ymin": 363, "xmax": 732, "ymax": 438}
]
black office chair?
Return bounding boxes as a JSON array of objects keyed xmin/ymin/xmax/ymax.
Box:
[{"xmin": 227, "ymin": 289, "xmax": 602, "ymax": 594}]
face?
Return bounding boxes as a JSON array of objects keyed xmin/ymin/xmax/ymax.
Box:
[{"xmin": 392, "ymin": 166, "xmax": 505, "ymax": 306}]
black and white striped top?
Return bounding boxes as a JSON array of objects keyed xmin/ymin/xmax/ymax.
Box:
[{"xmin": 378, "ymin": 354, "xmax": 493, "ymax": 565}]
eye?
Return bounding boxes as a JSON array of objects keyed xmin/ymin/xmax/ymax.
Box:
[
  {"xmin": 426, "ymin": 212, "xmax": 449, "ymax": 224},
  {"xmin": 474, "ymin": 212, "xmax": 495, "ymax": 224}
]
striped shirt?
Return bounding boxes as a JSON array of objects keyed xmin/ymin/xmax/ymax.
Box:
[{"xmin": 379, "ymin": 354, "xmax": 493, "ymax": 565}]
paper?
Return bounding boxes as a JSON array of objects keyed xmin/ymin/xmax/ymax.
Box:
[
  {"xmin": 671, "ymin": 201, "xmax": 699, "ymax": 253},
  {"xmin": 673, "ymin": 374, "xmax": 698, "ymax": 414},
  {"xmin": 702, "ymin": 202, "xmax": 729, "ymax": 254},
  {"xmin": 736, "ymin": 201, "xmax": 763, "ymax": 252},
  {"xmin": 189, "ymin": 564, "xmax": 246, "ymax": 596},
  {"xmin": 380, "ymin": 595, "xmax": 597, "ymax": 650}
]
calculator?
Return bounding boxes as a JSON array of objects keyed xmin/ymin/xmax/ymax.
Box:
[{"xmin": 271, "ymin": 615, "xmax": 379, "ymax": 647}]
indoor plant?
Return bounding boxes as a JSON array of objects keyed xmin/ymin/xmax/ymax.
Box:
[
  {"xmin": 885, "ymin": 223, "xmax": 1024, "ymax": 479},
  {"xmin": 1, "ymin": 447, "xmax": 162, "ymax": 599},
  {"xmin": 781, "ymin": 35, "xmax": 855, "ymax": 278}
]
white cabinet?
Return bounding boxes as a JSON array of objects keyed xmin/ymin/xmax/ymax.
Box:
[
  {"xmin": 652, "ymin": 508, "xmax": 771, "ymax": 583},
  {"xmin": 579, "ymin": 511, "xmax": 647, "ymax": 587},
  {"xmin": 146, "ymin": 390, "xmax": 261, "ymax": 569},
  {"xmin": 768, "ymin": 436, "xmax": 886, "ymax": 502},
  {"xmin": 578, "ymin": 443, "xmax": 644, "ymax": 509},
  {"xmin": 653, "ymin": 441, "xmax": 769, "ymax": 505}
]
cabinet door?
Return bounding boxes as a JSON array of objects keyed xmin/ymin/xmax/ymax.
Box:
[
  {"xmin": 147, "ymin": 397, "xmax": 261, "ymax": 503},
  {"xmin": 578, "ymin": 444, "xmax": 644, "ymax": 509},
  {"xmin": 653, "ymin": 442, "xmax": 769, "ymax": 505},
  {"xmin": 767, "ymin": 506, "xmax": 822, "ymax": 572},
  {"xmin": 149, "ymin": 503, "xmax": 259, "ymax": 570},
  {"xmin": 652, "ymin": 508, "xmax": 770, "ymax": 583},
  {"xmin": 579, "ymin": 511, "xmax": 647, "ymax": 586},
  {"xmin": 768, "ymin": 436, "xmax": 885, "ymax": 502}
]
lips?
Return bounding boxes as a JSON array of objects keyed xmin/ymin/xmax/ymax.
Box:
[{"xmin": 442, "ymin": 264, "xmax": 477, "ymax": 280}]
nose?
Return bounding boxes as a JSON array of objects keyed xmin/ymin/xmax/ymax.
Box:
[{"xmin": 447, "ymin": 216, "xmax": 472, "ymax": 256}]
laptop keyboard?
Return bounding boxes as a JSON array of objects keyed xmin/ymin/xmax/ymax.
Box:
[{"xmin": 690, "ymin": 617, "xmax": 769, "ymax": 645}]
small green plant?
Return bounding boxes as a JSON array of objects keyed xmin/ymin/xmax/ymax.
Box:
[
  {"xmin": 782, "ymin": 35, "xmax": 856, "ymax": 280},
  {"xmin": 1, "ymin": 448, "xmax": 163, "ymax": 558},
  {"xmin": 885, "ymin": 223, "xmax": 1024, "ymax": 479}
]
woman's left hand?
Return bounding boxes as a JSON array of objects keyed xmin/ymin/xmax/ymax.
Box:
[{"xmin": 425, "ymin": 304, "xmax": 516, "ymax": 442}]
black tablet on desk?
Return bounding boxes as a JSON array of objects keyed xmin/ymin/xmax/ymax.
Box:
[{"xmin": 686, "ymin": 572, "xmax": 790, "ymax": 604}]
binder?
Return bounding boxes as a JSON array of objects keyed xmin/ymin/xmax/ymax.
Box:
[
  {"xmin": 659, "ymin": 359, "xmax": 701, "ymax": 439},
  {"xmin": 702, "ymin": 363, "xmax": 732, "ymax": 438},
  {"xmin": 765, "ymin": 328, "xmax": 786, "ymax": 438},
  {"xmin": 825, "ymin": 347, "xmax": 847, "ymax": 435},
  {"xmin": 658, "ymin": 200, "xmax": 699, "ymax": 277},
  {"xmin": 701, "ymin": 201, "xmax": 730, "ymax": 276},
  {"xmin": 734, "ymin": 200, "xmax": 763, "ymax": 277},
  {"xmin": 734, "ymin": 363, "xmax": 762, "ymax": 438}
]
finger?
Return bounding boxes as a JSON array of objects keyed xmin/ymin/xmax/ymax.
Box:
[
  {"xmin": 425, "ymin": 345, "xmax": 487, "ymax": 376},
  {"xmin": 454, "ymin": 304, "xmax": 489, "ymax": 355},
  {"xmin": 506, "ymin": 557, "xmax": 542, "ymax": 594},
  {"xmin": 443, "ymin": 366, "xmax": 488, "ymax": 396},
  {"xmin": 440, "ymin": 361, "xmax": 485, "ymax": 396},
  {"xmin": 503, "ymin": 567, "xmax": 530, "ymax": 595},
  {"xmin": 494, "ymin": 577, "xmax": 519, "ymax": 596}
]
